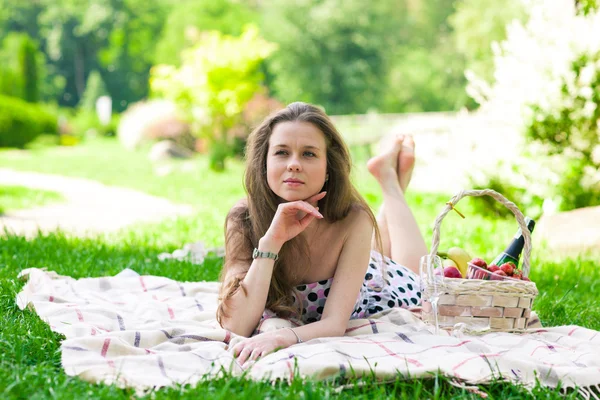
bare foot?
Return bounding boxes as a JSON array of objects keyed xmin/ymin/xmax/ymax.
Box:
[
  {"xmin": 398, "ymin": 135, "xmax": 415, "ymax": 192},
  {"xmin": 367, "ymin": 135, "xmax": 404, "ymax": 186}
]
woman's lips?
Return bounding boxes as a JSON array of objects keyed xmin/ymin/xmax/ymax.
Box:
[{"xmin": 284, "ymin": 179, "xmax": 304, "ymax": 187}]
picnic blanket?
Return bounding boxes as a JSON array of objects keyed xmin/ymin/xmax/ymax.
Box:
[{"xmin": 16, "ymin": 268, "xmax": 600, "ymax": 396}]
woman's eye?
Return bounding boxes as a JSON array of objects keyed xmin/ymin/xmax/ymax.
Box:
[
  {"xmin": 304, "ymin": 151, "xmax": 316, "ymax": 157},
  {"xmin": 274, "ymin": 150, "xmax": 288, "ymax": 156}
]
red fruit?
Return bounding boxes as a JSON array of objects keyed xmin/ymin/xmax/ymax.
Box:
[
  {"xmin": 470, "ymin": 258, "xmax": 488, "ymax": 269},
  {"xmin": 491, "ymin": 270, "xmax": 507, "ymax": 281},
  {"xmin": 512, "ymin": 271, "xmax": 523, "ymax": 280},
  {"xmin": 488, "ymin": 264, "xmax": 500, "ymax": 272},
  {"xmin": 443, "ymin": 266, "xmax": 462, "ymax": 279},
  {"xmin": 522, "ymin": 277, "xmax": 531, "ymax": 282},
  {"xmin": 500, "ymin": 262, "xmax": 515, "ymax": 276}
]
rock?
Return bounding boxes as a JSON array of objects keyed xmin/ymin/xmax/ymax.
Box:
[
  {"xmin": 535, "ymin": 205, "xmax": 600, "ymax": 255},
  {"xmin": 148, "ymin": 140, "xmax": 194, "ymax": 162}
]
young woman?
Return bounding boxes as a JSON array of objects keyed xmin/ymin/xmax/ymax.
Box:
[{"xmin": 217, "ymin": 102, "xmax": 428, "ymax": 366}]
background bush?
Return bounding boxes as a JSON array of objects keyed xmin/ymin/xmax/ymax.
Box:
[
  {"xmin": 466, "ymin": 0, "xmax": 600, "ymax": 214},
  {"xmin": 0, "ymin": 94, "xmax": 57, "ymax": 148}
]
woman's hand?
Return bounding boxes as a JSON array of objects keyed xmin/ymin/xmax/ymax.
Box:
[
  {"xmin": 229, "ymin": 329, "xmax": 297, "ymax": 367},
  {"xmin": 263, "ymin": 192, "xmax": 326, "ymax": 248}
]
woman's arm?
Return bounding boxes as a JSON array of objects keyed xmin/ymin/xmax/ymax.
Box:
[
  {"xmin": 219, "ymin": 193, "xmax": 326, "ymax": 337},
  {"xmin": 293, "ymin": 207, "xmax": 374, "ymax": 339},
  {"xmin": 219, "ymin": 235, "xmax": 281, "ymax": 337},
  {"xmin": 230, "ymin": 207, "xmax": 374, "ymax": 365}
]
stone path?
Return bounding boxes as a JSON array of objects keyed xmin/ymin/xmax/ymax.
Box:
[{"xmin": 0, "ymin": 168, "xmax": 194, "ymax": 238}]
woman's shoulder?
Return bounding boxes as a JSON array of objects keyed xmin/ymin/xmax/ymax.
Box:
[{"xmin": 338, "ymin": 203, "xmax": 374, "ymax": 228}]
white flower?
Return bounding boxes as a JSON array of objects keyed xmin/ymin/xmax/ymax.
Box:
[
  {"xmin": 579, "ymin": 86, "xmax": 594, "ymax": 100},
  {"xmin": 582, "ymin": 101, "xmax": 598, "ymax": 118},
  {"xmin": 579, "ymin": 63, "xmax": 596, "ymax": 86}
]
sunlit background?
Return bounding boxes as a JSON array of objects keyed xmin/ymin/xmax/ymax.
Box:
[{"xmin": 0, "ymin": 0, "xmax": 599, "ymax": 251}]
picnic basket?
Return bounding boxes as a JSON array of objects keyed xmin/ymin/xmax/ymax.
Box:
[{"xmin": 421, "ymin": 189, "xmax": 539, "ymax": 333}]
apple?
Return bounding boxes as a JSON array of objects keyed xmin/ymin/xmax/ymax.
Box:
[{"xmin": 443, "ymin": 266, "xmax": 462, "ymax": 279}]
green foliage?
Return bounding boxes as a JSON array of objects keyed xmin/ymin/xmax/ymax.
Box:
[
  {"xmin": 578, "ymin": 0, "xmax": 599, "ymax": 14},
  {"xmin": 78, "ymin": 70, "xmax": 109, "ymax": 111},
  {"xmin": 0, "ymin": 0, "xmax": 506, "ymax": 115},
  {"xmin": 17, "ymin": 0, "xmax": 169, "ymax": 110},
  {"xmin": 0, "ymin": 94, "xmax": 57, "ymax": 148},
  {"xmin": 260, "ymin": 0, "xmax": 473, "ymax": 114},
  {"xmin": 382, "ymin": 45, "xmax": 474, "ymax": 113},
  {"xmin": 525, "ymin": 52, "xmax": 600, "ymax": 211},
  {"xmin": 449, "ymin": 0, "xmax": 526, "ymax": 82},
  {"xmin": 466, "ymin": 1, "xmax": 600, "ymax": 213},
  {"xmin": 260, "ymin": 0, "xmax": 404, "ymax": 115},
  {"xmin": 150, "ymin": 26, "xmax": 275, "ymax": 170},
  {"xmin": 469, "ymin": 173, "xmax": 544, "ymax": 220},
  {"xmin": 18, "ymin": 33, "xmax": 39, "ymax": 102},
  {"xmin": 154, "ymin": 0, "xmax": 258, "ymax": 66},
  {"xmin": 0, "ymin": 32, "xmax": 44, "ymax": 102},
  {"xmin": 68, "ymin": 109, "xmax": 120, "ymax": 138}
]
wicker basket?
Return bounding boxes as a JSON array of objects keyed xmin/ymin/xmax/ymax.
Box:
[{"xmin": 421, "ymin": 189, "xmax": 539, "ymax": 333}]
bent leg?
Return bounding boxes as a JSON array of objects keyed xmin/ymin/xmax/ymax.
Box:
[{"xmin": 368, "ymin": 135, "xmax": 427, "ymax": 274}]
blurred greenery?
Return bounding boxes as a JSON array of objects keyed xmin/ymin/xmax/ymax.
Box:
[
  {"xmin": 0, "ymin": 0, "xmax": 517, "ymax": 115},
  {"xmin": 449, "ymin": 0, "xmax": 527, "ymax": 82},
  {"xmin": 150, "ymin": 26, "xmax": 275, "ymax": 170},
  {"xmin": 0, "ymin": 185, "xmax": 64, "ymax": 215},
  {"xmin": 465, "ymin": 0, "xmax": 600, "ymax": 215},
  {"xmin": 0, "ymin": 94, "xmax": 58, "ymax": 148}
]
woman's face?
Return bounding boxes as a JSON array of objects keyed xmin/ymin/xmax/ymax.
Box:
[{"xmin": 266, "ymin": 121, "xmax": 328, "ymax": 202}]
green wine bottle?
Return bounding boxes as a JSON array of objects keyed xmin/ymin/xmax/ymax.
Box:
[{"xmin": 491, "ymin": 217, "xmax": 535, "ymax": 267}]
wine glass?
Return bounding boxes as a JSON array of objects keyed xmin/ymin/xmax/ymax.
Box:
[{"xmin": 419, "ymin": 254, "xmax": 443, "ymax": 334}]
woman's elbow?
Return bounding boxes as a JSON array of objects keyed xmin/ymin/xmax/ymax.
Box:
[{"xmin": 219, "ymin": 315, "xmax": 256, "ymax": 338}]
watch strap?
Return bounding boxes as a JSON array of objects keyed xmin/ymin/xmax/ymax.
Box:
[{"xmin": 253, "ymin": 248, "xmax": 279, "ymax": 261}]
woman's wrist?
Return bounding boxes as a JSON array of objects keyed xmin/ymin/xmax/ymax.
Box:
[
  {"xmin": 277, "ymin": 327, "xmax": 302, "ymax": 348},
  {"xmin": 258, "ymin": 235, "xmax": 283, "ymax": 254}
]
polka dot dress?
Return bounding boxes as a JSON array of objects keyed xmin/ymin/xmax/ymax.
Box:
[{"xmin": 290, "ymin": 250, "xmax": 421, "ymax": 324}]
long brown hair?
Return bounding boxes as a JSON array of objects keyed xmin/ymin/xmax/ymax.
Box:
[{"xmin": 216, "ymin": 102, "xmax": 382, "ymax": 324}]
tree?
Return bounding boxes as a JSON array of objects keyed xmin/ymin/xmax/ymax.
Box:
[
  {"xmin": 18, "ymin": 34, "xmax": 39, "ymax": 102},
  {"xmin": 259, "ymin": 0, "xmax": 408, "ymax": 115},
  {"xmin": 0, "ymin": 32, "xmax": 44, "ymax": 102},
  {"xmin": 79, "ymin": 70, "xmax": 109, "ymax": 111},
  {"xmin": 154, "ymin": 0, "xmax": 258, "ymax": 66},
  {"xmin": 466, "ymin": 0, "xmax": 600, "ymax": 212},
  {"xmin": 150, "ymin": 26, "xmax": 276, "ymax": 170},
  {"xmin": 449, "ymin": 0, "xmax": 526, "ymax": 82}
]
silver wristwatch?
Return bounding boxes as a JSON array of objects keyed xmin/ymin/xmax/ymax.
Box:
[{"xmin": 252, "ymin": 248, "xmax": 279, "ymax": 261}]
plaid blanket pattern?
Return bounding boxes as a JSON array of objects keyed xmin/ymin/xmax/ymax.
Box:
[{"xmin": 16, "ymin": 268, "xmax": 600, "ymax": 395}]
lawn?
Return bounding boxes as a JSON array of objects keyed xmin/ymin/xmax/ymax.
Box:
[
  {"xmin": 0, "ymin": 185, "xmax": 64, "ymax": 215},
  {"xmin": 0, "ymin": 137, "xmax": 597, "ymax": 399}
]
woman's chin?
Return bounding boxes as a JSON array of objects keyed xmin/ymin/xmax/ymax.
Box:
[{"xmin": 276, "ymin": 191, "xmax": 310, "ymax": 203}]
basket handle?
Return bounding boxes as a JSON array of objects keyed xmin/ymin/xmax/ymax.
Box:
[{"xmin": 428, "ymin": 189, "xmax": 532, "ymax": 277}]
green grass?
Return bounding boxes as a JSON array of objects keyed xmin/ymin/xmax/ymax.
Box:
[
  {"xmin": 0, "ymin": 137, "xmax": 598, "ymax": 398},
  {"xmin": 0, "ymin": 185, "xmax": 64, "ymax": 215}
]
